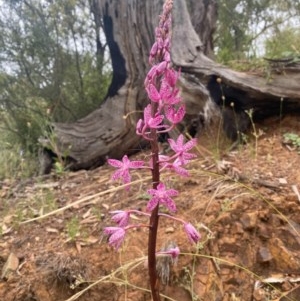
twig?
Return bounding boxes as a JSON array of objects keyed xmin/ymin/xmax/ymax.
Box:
[
  {"xmin": 20, "ymin": 177, "xmax": 151, "ymax": 224},
  {"xmin": 292, "ymin": 185, "xmax": 300, "ymax": 203}
]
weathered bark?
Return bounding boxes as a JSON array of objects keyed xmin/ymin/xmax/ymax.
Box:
[
  {"xmin": 44, "ymin": 1, "xmax": 160, "ymax": 170},
  {"xmin": 40, "ymin": 0, "xmax": 300, "ymax": 172}
]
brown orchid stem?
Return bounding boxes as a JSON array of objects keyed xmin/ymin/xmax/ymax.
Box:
[
  {"xmin": 148, "ymin": 204, "xmax": 160, "ymax": 301},
  {"xmin": 147, "ymin": 2, "xmax": 173, "ymax": 299},
  {"xmin": 148, "ymin": 110, "xmax": 161, "ymax": 301}
]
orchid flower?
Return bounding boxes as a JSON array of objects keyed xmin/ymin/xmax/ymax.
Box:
[
  {"xmin": 107, "ymin": 155, "xmax": 144, "ymax": 190},
  {"xmin": 168, "ymin": 134, "xmax": 197, "ymax": 163},
  {"xmin": 147, "ymin": 182, "xmax": 178, "ymax": 212},
  {"xmin": 104, "ymin": 227, "xmax": 126, "ymax": 250},
  {"xmin": 183, "ymin": 222, "xmax": 201, "ymax": 244}
]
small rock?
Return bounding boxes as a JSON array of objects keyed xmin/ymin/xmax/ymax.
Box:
[
  {"xmin": 218, "ymin": 237, "xmax": 239, "ymax": 253},
  {"xmin": 216, "ymin": 212, "xmax": 232, "ymax": 225},
  {"xmin": 258, "ymin": 210, "xmax": 270, "ymax": 222},
  {"xmin": 165, "ymin": 227, "xmax": 175, "ymax": 233},
  {"xmin": 257, "ymin": 246, "xmax": 273, "ymax": 263},
  {"xmin": 281, "ymin": 280, "xmax": 293, "ymax": 292},
  {"xmin": 269, "ymin": 237, "xmax": 300, "ymax": 271},
  {"xmin": 278, "ymin": 178, "xmax": 287, "ymax": 185},
  {"xmin": 253, "ymin": 288, "xmax": 266, "ymax": 301},
  {"xmin": 218, "ymin": 268, "xmax": 232, "ymax": 276},
  {"xmin": 231, "ymin": 222, "xmax": 244, "ymax": 234},
  {"xmin": 280, "ymin": 286, "xmax": 300, "ymax": 300},
  {"xmin": 102, "ymin": 203, "xmax": 109, "ymax": 210},
  {"xmin": 1, "ymin": 252, "xmax": 19, "ymax": 280},
  {"xmin": 240, "ymin": 212, "xmax": 258, "ymax": 230},
  {"xmin": 46, "ymin": 227, "xmax": 59, "ymax": 233},
  {"xmin": 257, "ymin": 224, "xmax": 271, "ymax": 240}
]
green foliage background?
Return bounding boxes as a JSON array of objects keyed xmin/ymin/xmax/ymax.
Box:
[
  {"xmin": 216, "ymin": 0, "xmax": 300, "ymax": 63},
  {"xmin": 0, "ymin": 0, "xmax": 111, "ymax": 179}
]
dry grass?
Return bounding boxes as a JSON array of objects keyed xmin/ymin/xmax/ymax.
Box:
[{"xmin": 36, "ymin": 253, "xmax": 88, "ymax": 290}]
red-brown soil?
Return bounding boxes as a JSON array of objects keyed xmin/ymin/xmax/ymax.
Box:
[{"xmin": 1, "ymin": 115, "xmax": 300, "ymax": 301}]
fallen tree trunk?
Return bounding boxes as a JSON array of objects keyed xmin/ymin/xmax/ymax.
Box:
[
  {"xmin": 39, "ymin": 0, "xmax": 217, "ymax": 173},
  {"xmin": 171, "ymin": 0, "xmax": 300, "ymax": 141},
  {"xmin": 40, "ymin": 0, "xmax": 300, "ymax": 173}
]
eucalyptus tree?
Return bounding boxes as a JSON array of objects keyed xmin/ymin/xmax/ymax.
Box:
[
  {"xmin": 0, "ymin": 0, "xmax": 111, "ymax": 153},
  {"xmin": 216, "ymin": 0, "xmax": 300, "ymax": 62}
]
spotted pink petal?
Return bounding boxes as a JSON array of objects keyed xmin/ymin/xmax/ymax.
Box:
[
  {"xmin": 104, "ymin": 226, "xmax": 120, "ymax": 235},
  {"xmin": 157, "ymin": 37, "xmax": 164, "ymax": 49},
  {"xmin": 143, "ymin": 104, "xmax": 152, "ymax": 123},
  {"xmin": 110, "ymin": 211, "xmax": 130, "ymax": 227},
  {"xmin": 111, "ymin": 169, "xmax": 126, "ymax": 181},
  {"xmin": 108, "ymin": 155, "xmax": 144, "ymax": 190},
  {"xmin": 168, "ymin": 134, "xmax": 197, "ymax": 153},
  {"xmin": 160, "ymin": 80, "xmax": 172, "ymax": 99},
  {"xmin": 173, "ymin": 164, "xmax": 189, "ymax": 177},
  {"xmin": 165, "ymin": 105, "xmax": 185, "ymax": 124},
  {"xmin": 162, "ymin": 196, "xmax": 177, "ymax": 212},
  {"xmin": 155, "ymin": 61, "xmax": 168, "ymax": 75},
  {"xmin": 164, "ymin": 51, "xmax": 170, "ymax": 62},
  {"xmin": 168, "ymin": 135, "xmax": 182, "ymax": 152},
  {"xmin": 148, "ymin": 114, "xmax": 164, "ymax": 128},
  {"xmin": 136, "ymin": 119, "xmax": 144, "ymax": 135},
  {"xmin": 165, "ymin": 68, "xmax": 180, "ymax": 87},
  {"xmin": 143, "ymin": 104, "xmax": 165, "ymax": 129},
  {"xmin": 183, "ymin": 139, "xmax": 197, "ymax": 151},
  {"xmin": 147, "ymin": 84, "xmax": 161, "ymax": 102},
  {"xmin": 146, "ymin": 65, "xmax": 158, "ymax": 82},
  {"xmin": 128, "ymin": 160, "xmax": 145, "ymax": 169},
  {"xmin": 147, "ymin": 182, "xmax": 178, "ymax": 212},
  {"xmin": 165, "ymin": 92, "xmax": 181, "ymax": 105},
  {"xmin": 146, "ymin": 197, "xmax": 159, "ymax": 211},
  {"xmin": 163, "ymin": 37, "xmax": 170, "ymax": 49},
  {"xmin": 122, "ymin": 155, "xmax": 131, "ymax": 166},
  {"xmin": 171, "ymin": 158, "xmax": 190, "ymax": 176},
  {"xmin": 150, "ymin": 42, "xmax": 158, "ymax": 58},
  {"xmin": 104, "ymin": 227, "xmax": 126, "ymax": 250},
  {"xmin": 108, "ymin": 158, "xmax": 123, "ymax": 168},
  {"xmin": 111, "ymin": 170, "xmax": 131, "ymax": 188},
  {"xmin": 146, "ymin": 61, "xmax": 167, "ymax": 82},
  {"xmin": 163, "ymin": 188, "xmax": 178, "ymax": 197},
  {"xmin": 181, "ymin": 152, "xmax": 197, "ymax": 161},
  {"xmin": 176, "ymin": 134, "xmax": 184, "ymax": 148}
]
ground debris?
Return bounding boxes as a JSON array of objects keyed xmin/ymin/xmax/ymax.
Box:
[
  {"xmin": 1, "ymin": 252, "xmax": 19, "ymax": 280},
  {"xmin": 1, "ymin": 115, "xmax": 300, "ymax": 300}
]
